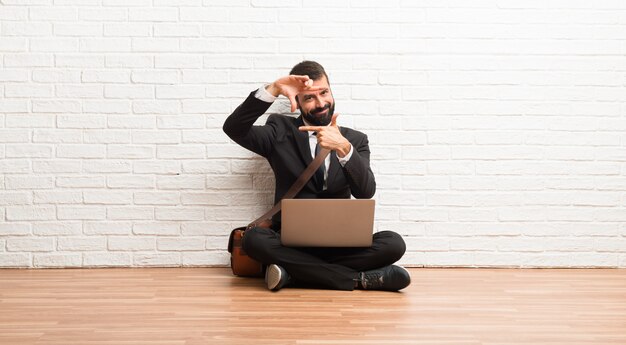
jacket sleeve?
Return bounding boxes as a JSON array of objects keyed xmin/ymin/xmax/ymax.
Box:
[
  {"xmin": 342, "ymin": 133, "xmax": 376, "ymax": 199},
  {"xmin": 223, "ymin": 91, "xmax": 276, "ymax": 158}
]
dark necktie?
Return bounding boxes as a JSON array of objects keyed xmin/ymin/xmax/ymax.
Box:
[{"xmin": 314, "ymin": 139, "xmax": 326, "ymax": 192}]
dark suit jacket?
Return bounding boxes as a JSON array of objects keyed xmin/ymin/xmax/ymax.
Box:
[{"xmin": 223, "ymin": 91, "xmax": 376, "ymax": 227}]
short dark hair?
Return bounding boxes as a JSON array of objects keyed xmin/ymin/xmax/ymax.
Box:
[{"xmin": 289, "ymin": 60, "xmax": 329, "ymax": 83}]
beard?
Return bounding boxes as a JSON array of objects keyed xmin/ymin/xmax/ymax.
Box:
[{"xmin": 301, "ymin": 102, "xmax": 335, "ymax": 127}]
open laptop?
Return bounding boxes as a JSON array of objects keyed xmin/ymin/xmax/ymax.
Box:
[{"xmin": 280, "ymin": 199, "xmax": 375, "ymax": 247}]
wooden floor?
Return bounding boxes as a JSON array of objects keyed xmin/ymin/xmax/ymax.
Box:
[{"xmin": 0, "ymin": 268, "xmax": 625, "ymax": 345}]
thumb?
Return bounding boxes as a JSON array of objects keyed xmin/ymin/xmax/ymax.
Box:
[{"xmin": 330, "ymin": 113, "xmax": 339, "ymax": 127}]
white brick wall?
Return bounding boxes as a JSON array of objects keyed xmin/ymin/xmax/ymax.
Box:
[{"xmin": 1, "ymin": 1, "xmax": 625, "ymax": 268}]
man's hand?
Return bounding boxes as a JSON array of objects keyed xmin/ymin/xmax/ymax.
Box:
[
  {"xmin": 266, "ymin": 75, "xmax": 322, "ymax": 112},
  {"xmin": 299, "ymin": 114, "xmax": 352, "ymax": 158}
]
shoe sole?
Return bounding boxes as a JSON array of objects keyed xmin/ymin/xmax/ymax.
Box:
[{"xmin": 265, "ymin": 264, "xmax": 282, "ymax": 291}]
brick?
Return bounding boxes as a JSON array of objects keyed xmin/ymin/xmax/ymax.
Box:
[
  {"xmin": 55, "ymin": 176, "xmax": 104, "ymax": 188},
  {"xmin": 154, "ymin": 24, "xmax": 201, "ymax": 37},
  {"xmin": 105, "ymin": 85, "xmax": 154, "ymax": 99},
  {"xmin": 132, "ymin": 38, "xmax": 179, "ymax": 52},
  {"xmin": 107, "ymin": 207, "xmax": 154, "ymax": 220},
  {"xmin": 132, "ymin": 130, "xmax": 180, "ymax": 144},
  {"xmin": 55, "ymin": 54, "xmax": 104, "ymax": 68},
  {"xmin": 133, "ymin": 222, "xmax": 180, "ymax": 235},
  {"xmin": 6, "ymin": 206, "xmax": 56, "ymax": 221},
  {"xmin": 133, "ymin": 253, "xmax": 181, "ymax": 267},
  {"xmin": 84, "ymin": 191, "xmax": 133, "ymax": 205},
  {"xmin": 82, "ymin": 70, "xmax": 130, "ymax": 83},
  {"xmin": 2, "ymin": 22, "xmax": 52, "ymax": 36},
  {"xmin": 33, "ymin": 191, "xmax": 82, "ymax": 204},
  {"xmin": 156, "ymin": 115, "xmax": 204, "ymax": 129},
  {"xmin": 0, "ymin": 70, "xmax": 28, "ymax": 82},
  {"xmin": 156, "ymin": 175, "xmax": 205, "ymax": 190},
  {"xmin": 157, "ymin": 237, "xmax": 205, "ymax": 251},
  {"xmin": 182, "ymin": 251, "xmax": 229, "ymax": 266},
  {"xmin": 0, "ymin": 223, "xmax": 31, "ymax": 236},
  {"xmin": 129, "ymin": 8, "xmax": 177, "ymax": 21},
  {"xmin": 108, "ymin": 115, "xmax": 155, "ymax": 129},
  {"xmin": 157, "ymin": 145, "xmax": 205, "ymax": 159},
  {"xmin": 182, "ymin": 130, "xmax": 229, "ymax": 144},
  {"xmin": 79, "ymin": 8, "xmax": 127, "ymax": 21},
  {"xmin": 133, "ymin": 161, "xmax": 181, "ymax": 174},
  {"xmin": 155, "ymin": 55, "xmax": 203, "ymax": 69},
  {"xmin": 83, "ymin": 253, "xmax": 131, "ymax": 267},
  {"xmin": 107, "ymin": 145, "xmax": 155, "ymax": 159},
  {"xmin": 33, "ymin": 222, "xmax": 81, "ymax": 236},
  {"xmin": 181, "ymin": 222, "xmax": 229, "ymax": 236},
  {"xmin": 84, "ymin": 130, "xmax": 131, "ymax": 143},
  {"xmin": 32, "ymin": 159, "xmax": 81, "ymax": 173},
  {"xmin": 4, "ymin": 53, "xmax": 53, "ymax": 67},
  {"xmin": 104, "ymin": 23, "xmax": 151, "ymax": 37},
  {"xmin": 57, "ymin": 145, "xmax": 105, "ymax": 158},
  {"xmin": 155, "ymin": 208, "xmax": 204, "ymax": 221},
  {"xmin": 80, "ymin": 38, "xmax": 131, "ymax": 52},
  {"xmin": 182, "ymin": 100, "xmax": 230, "ymax": 114},
  {"xmin": 0, "ymin": 254, "xmax": 31, "ymax": 268},
  {"xmin": 54, "ymin": 23, "xmax": 102, "ymax": 36},
  {"xmin": 34, "ymin": 254, "xmax": 81, "ymax": 268},
  {"xmin": 131, "ymin": 70, "xmax": 179, "ymax": 84},
  {"xmin": 31, "ymin": 38, "xmax": 79, "ymax": 52},
  {"xmin": 83, "ymin": 100, "xmax": 131, "ymax": 114},
  {"xmin": 5, "ymin": 176, "xmax": 55, "ymax": 189},
  {"xmin": 84, "ymin": 221, "xmax": 133, "ymax": 235},
  {"xmin": 107, "ymin": 175, "xmax": 155, "ymax": 189},
  {"xmin": 106, "ymin": 54, "xmax": 153, "ymax": 68},
  {"xmin": 133, "ymin": 101, "xmax": 180, "ymax": 115},
  {"xmin": 32, "ymin": 70, "xmax": 81, "ymax": 83},
  {"xmin": 58, "ymin": 206, "xmax": 106, "ymax": 220},
  {"xmin": 56, "ymin": 85, "xmax": 104, "ymax": 98},
  {"xmin": 32, "ymin": 100, "xmax": 81, "ymax": 113},
  {"xmin": 108, "ymin": 237, "xmax": 155, "ymax": 251},
  {"xmin": 83, "ymin": 161, "xmax": 132, "ymax": 173},
  {"xmin": 0, "ymin": 160, "xmax": 31, "ymax": 173},
  {"xmin": 134, "ymin": 192, "xmax": 180, "ymax": 205}
]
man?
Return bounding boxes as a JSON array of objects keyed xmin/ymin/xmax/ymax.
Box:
[{"xmin": 223, "ymin": 61, "xmax": 410, "ymax": 292}]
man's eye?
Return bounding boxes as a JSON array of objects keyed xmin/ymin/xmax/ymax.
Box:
[{"xmin": 321, "ymin": 90, "xmax": 328, "ymax": 95}]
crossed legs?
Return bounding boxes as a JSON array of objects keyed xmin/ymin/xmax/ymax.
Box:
[{"xmin": 241, "ymin": 227, "xmax": 406, "ymax": 291}]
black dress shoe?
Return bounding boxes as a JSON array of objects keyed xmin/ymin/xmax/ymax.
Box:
[
  {"xmin": 265, "ymin": 264, "xmax": 291, "ymax": 291},
  {"xmin": 358, "ymin": 265, "xmax": 411, "ymax": 291}
]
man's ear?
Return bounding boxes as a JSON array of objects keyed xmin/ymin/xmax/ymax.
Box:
[{"xmin": 295, "ymin": 95, "xmax": 301, "ymax": 113}]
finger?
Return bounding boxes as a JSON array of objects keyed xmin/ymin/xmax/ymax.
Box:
[
  {"xmin": 303, "ymin": 85, "xmax": 323, "ymax": 91},
  {"xmin": 330, "ymin": 113, "xmax": 339, "ymax": 127},
  {"xmin": 299, "ymin": 126, "xmax": 323, "ymax": 132},
  {"xmin": 292, "ymin": 75, "xmax": 310, "ymax": 82}
]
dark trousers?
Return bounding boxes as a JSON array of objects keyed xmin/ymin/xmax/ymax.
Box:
[{"xmin": 241, "ymin": 227, "xmax": 406, "ymax": 291}]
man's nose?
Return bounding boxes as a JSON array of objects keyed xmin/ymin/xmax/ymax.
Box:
[{"xmin": 314, "ymin": 96, "xmax": 324, "ymax": 108}]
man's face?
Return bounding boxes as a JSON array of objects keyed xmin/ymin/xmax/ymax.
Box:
[{"xmin": 296, "ymin": 76, "xmax": 335, "ymax": 126}]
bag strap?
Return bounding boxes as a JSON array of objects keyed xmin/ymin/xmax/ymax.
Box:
[{"xmin": 247, "ymin": 147, "xmax": 331, "ymax": 229}]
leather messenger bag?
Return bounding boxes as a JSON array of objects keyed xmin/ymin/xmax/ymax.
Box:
[{"xmin": 227, "ymin": 147, "xmax": 330, "ymax": 277}]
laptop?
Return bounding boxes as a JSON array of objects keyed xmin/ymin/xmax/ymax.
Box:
[{"xmin": 280, "ymin": 199, "xmax": 375, "ymax": 247}]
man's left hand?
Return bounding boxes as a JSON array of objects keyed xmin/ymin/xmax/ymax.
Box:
[{"xmin": 299, "ymin": 114, "xmax": 352, "ymax": 158}]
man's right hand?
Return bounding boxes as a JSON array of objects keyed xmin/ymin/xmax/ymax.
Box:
[{"xmin": 265, "ymin": 75, "xmax": 322, "ymax": 112}]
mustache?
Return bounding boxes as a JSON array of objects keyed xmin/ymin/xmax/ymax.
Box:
[{"xmin": 311, "ymin": 104, "xmax": 331, "ymax": 115}]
